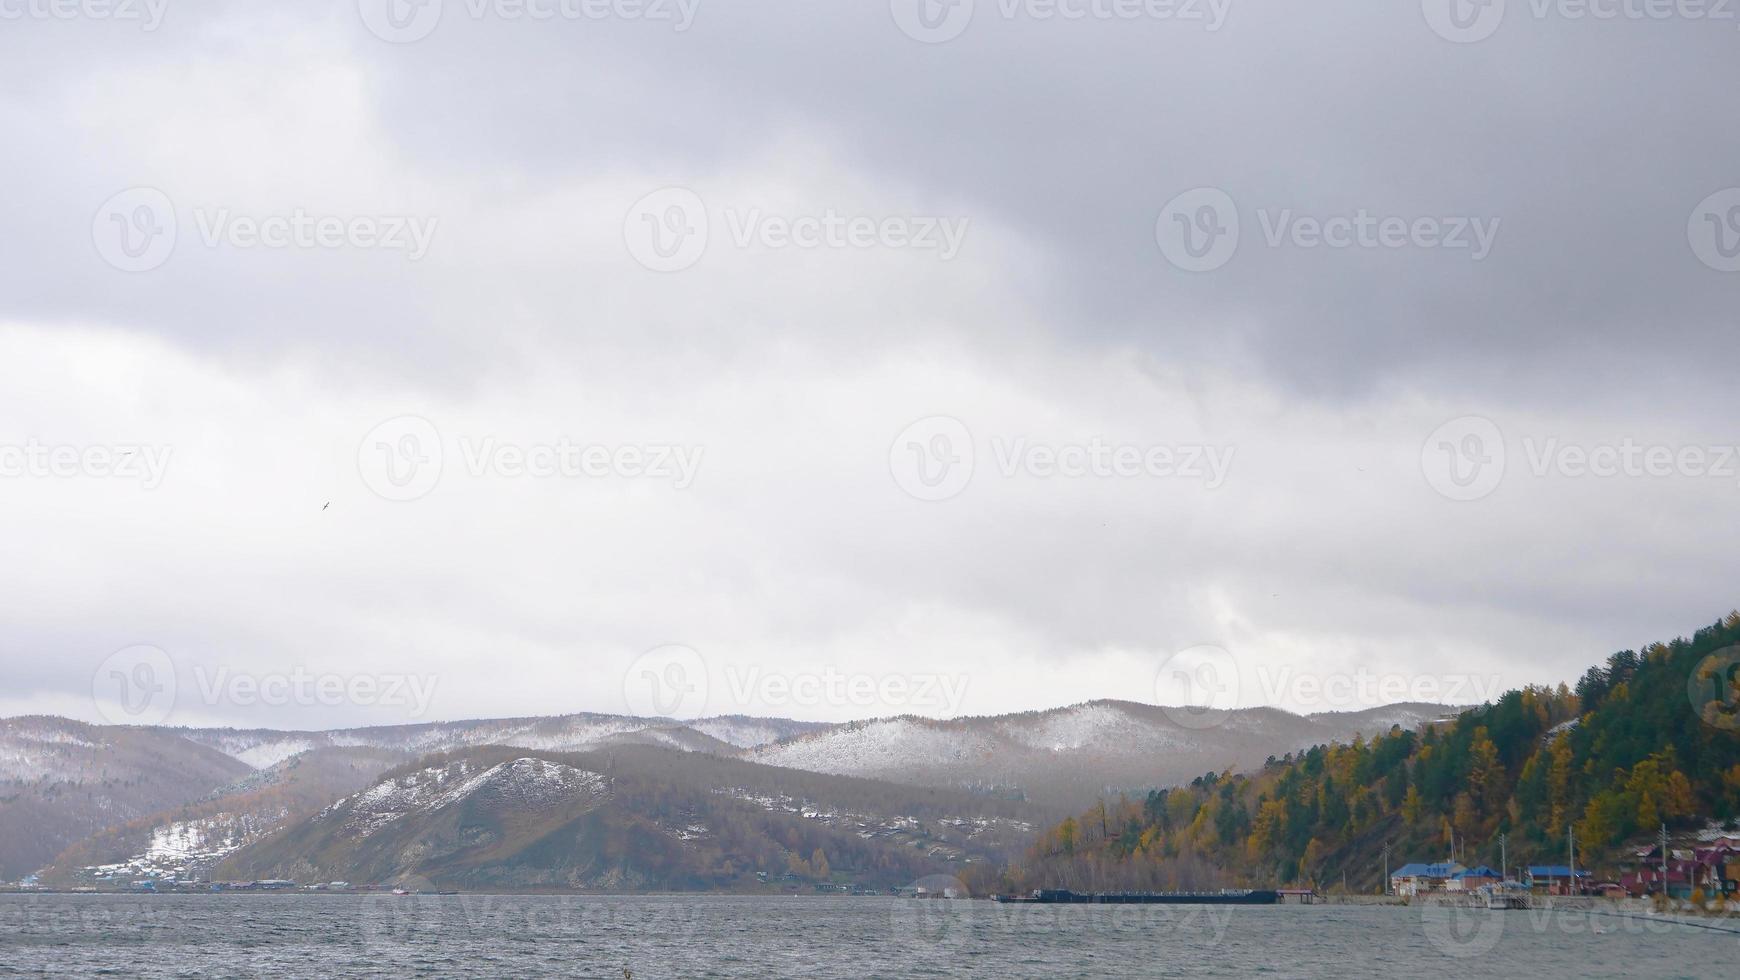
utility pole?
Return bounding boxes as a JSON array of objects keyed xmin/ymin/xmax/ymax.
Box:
[
  {"xmin": 1660, "ymin": 823, "xmax": 1669, "ymax": 896},
  {"xmin": 1568, "ymin": 825, "xmax": 1576, "ymax": 896}
]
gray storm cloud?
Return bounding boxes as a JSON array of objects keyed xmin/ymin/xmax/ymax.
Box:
[{"xmin": 0, "ymin": 1, "xmax": 1736, "ymax": 727}]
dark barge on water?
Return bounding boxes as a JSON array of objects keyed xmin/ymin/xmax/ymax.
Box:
[{"xmin": 993, "ymin": 889, "xmax": 1279, "ymax": 905}]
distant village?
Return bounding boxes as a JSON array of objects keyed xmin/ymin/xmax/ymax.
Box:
[{"xmin": 1389, "ymin": 832, "xmax": 1740, "ymax": 905}]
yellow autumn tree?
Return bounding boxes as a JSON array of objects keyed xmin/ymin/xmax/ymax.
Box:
[
  {"xmin": 1056, "ymin": 816, "xmax": 1079, "ymax": 855},
  {"xmin": 1468, "ymin": 727, "xmax": 1503, "ymax": 814},
  {"xmin": 1247, "ymin": 799, "xmax": 1287, "ymax": 862},
  {"xmin": 1546, "ymin": 733, "xmax": 1574, "ymax": 835},
  {"xmin": 1402, "ymin": 785, "xmax": 1424, "ymax": 826}
]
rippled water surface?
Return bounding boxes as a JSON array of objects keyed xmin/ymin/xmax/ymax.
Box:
[{"xmin": 2, "ymin": 894, "xmax": 1734, "ymax": 978}]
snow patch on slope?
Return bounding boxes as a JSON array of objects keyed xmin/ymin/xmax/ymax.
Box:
[
  {"xmin": 751, "ymin": 718, "xmax": 1003, "ymax": 776},
  {"xmin": 1002, "ymin": 703, "xmax": 1147, "ymax": 752},
  {"xmin": 328, "ymin": 758, "xmax": 610, "ymax": 839},
  {"xmin": 689, "ymin": 717, "xmax": 806, "ymax": 749}
]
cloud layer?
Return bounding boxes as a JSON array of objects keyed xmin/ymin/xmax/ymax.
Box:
[{"xmin": 2, "ymin": 1, "xmax": 1737, "ymax": 728}]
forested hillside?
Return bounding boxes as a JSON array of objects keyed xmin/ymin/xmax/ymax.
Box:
[{"xmin": 1017, "ymin": 612, "xmax": 1740, "ymax": 892}]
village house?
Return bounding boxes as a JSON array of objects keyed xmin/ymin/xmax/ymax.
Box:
[
  {"xmin": 1444, "ymin": 866, "xmax": 1502, "ymax": 892},
  {"xmin": 1525, "ymin": 866, "xmax": 1591, "ymax": 896},
  {"xmin": 1620, "ymin": 841, "xmax": 1738, "ymax": 899},
  {"xmin": 1389, "ymin": 862, "xmax": 1463, "ymax": 896}
]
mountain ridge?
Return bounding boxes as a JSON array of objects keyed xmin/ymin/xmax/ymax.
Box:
[{"xmin": 3, "ymin": 698, "xmax": 1451, "ymax": 882}]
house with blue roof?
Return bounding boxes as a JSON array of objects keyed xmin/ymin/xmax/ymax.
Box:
[
  {"xmin": 1445, "ymin": 866, "xmax": 1502, "ymax": 891},
  {"xmin": 1525, "ymin": 865, "xmax": 1591, "ymax": 895},
  {"xmin": 1389, "ymin": 861, "xmax": 1464, "ymax": 896}
]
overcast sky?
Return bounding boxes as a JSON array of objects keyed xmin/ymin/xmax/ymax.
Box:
[{"xmin": 2, "ymin": 0, "xmax": 1738, "ymax": 730}]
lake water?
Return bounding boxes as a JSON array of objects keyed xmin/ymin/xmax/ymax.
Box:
[{"xmin": 1, "ymin": 894, "xmax": 1734, "ymax": 977}]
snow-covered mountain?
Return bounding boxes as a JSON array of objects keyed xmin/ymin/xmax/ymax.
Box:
[
  {"xmin": 170, "ymin": 711, "xmax": 827, "ymax": 770},
  {"xmin": 37, "ymin": 744, "xmax": 406, "ymax": 886},
  {"xmin": 220, "ymin": 745, "xmax": 1036, "ymax": 892},
  {"xmin": 2, "ymin": 700, "xmax": 1447, "ymax": 881},
  {"xmin": 746, "ymin": 701, "xmax": 1448, "ymax": 805},
  {"xmin": 0, "ymin": 716, "xmax": 252, "ymax": 880}
]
